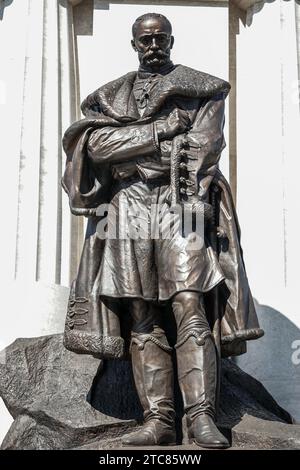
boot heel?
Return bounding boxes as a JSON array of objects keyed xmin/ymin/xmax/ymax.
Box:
[
  {"xmin": 188, "ymin": 415, "xmax": 230, "ymax": 449},
  {"xmin": 187, "ymin": 428, "xmax": 194, "ymax": 444}
]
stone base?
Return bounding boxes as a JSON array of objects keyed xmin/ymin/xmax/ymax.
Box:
[
  {"xmin": 74, "ymin": 413, "xmax": 300, "ymax": 450},
  {"xmin": 0, "ymin": 334, "xmax": 298, "ymax": 450}
]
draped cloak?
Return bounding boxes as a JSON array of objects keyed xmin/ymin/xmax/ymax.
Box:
[{"xmin": 62, "ymin": 64, "xmax": 264, "ymax": 359}]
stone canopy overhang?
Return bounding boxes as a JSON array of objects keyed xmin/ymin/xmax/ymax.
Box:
[{"xmin": 68, "ymin": 0, "xmax": 262, "ymax": 12}]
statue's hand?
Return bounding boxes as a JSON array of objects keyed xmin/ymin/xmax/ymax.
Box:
[{"xmin": 156, "ymin": 108, "xmax": 191, "ymax": 141}]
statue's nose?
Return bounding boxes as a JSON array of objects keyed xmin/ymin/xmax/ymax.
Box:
[{"xmin": 150, "ymin": 38, "xmax": 159, "ymax": 50}]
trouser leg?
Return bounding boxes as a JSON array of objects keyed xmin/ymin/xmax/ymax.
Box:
[
  {"xmin": 122, "ymin": 299, "xmax": 176, "ymax": 446},
  {"xmin": 172, "ymin": 291, "xmax": 229, "ymax": 448}
]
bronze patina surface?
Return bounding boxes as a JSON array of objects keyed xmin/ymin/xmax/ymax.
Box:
[{"xmin": 62, "ymin": 13, "xmax": 264, "ymax": 448}]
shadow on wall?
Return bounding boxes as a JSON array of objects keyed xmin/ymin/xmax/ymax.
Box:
[
  {"xmin": 0, "ymin": 0, "xmax": 13, "ymax": 21},
  {"xmin": 234, "ymin": 300, "xmax": 300, "ymax": 422}
]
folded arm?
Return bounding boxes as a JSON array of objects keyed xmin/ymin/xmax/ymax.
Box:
[
  {"xmin": 87, "ymin": 123, "xmax": 159, "ymax": 165},
  {"xmin": 86, "ymin": 106, "xmax": 191, "ymax": 166}
]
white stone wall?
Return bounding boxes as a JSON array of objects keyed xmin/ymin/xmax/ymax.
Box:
[
  {"xmin": 234, "ymin": 0, "xmax": 300, "ymax": 422},
  {"xmin": 0, "ymin": 0, "xmax": 78, "ymax": 442},
  {"xmin": 0, "ymin": 0, "xmax": 299, "ymax": 443},
  {"xmin": 237, "ymin": 0, "xmax": 300, "ymax": 329},
  {"xmin": 0, "ymin": 0, "xmax": 83, "ymax": 343}
]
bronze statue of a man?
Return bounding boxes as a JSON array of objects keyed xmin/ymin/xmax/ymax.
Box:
[{"xmin": 62, "ymin": 13, "xmax": 264, "ymax": 448}]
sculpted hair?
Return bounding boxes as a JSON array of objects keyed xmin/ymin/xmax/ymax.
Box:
[{"xmin": 132, "ymin": 13, "xmax": 172, "ymax": 37}]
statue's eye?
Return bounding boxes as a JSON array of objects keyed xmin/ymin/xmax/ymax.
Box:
[
  {"xmin": 140, "ymin": 36, "xmax": 151, "ymax": 46},
  {"xmin": 156, "ymin": 34, "xmax": 168, "ymax": 44}
]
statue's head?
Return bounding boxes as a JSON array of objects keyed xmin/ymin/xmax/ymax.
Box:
[{"xmin": 131, "ymin": 13, "xmax": 174, "ymax": 71}]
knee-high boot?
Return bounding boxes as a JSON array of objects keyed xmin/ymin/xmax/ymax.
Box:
[
  {"xmin": 176, "ymin": 330, "xmax": 229, "ymax": 448},
  {"xmin": 122, "ymin": 332, "xmax": 176, "ymax": 446}
]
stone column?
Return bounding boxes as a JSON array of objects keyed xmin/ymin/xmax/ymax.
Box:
[
  {"xmin": 295, "ymin": 0, "xmax": 300, "ymax": 107},
  {"xmin": 0, "ymin": 0, "xmax": 86, "ymax": 353},
  {"xmin": 3, "ymin": 0, "xmax": 83, "ymax": 288},
  {"xmin": 234, "ymin": 0, "xmax": 300, "ymax": 422}
]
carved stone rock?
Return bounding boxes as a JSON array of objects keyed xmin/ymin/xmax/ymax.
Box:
[{"xmin": 0, "ymin": 334, "xmax": 298, "ymax": 450}]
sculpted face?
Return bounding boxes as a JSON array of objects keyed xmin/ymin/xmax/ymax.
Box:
[{"xmin": 131, "ymin": 16, "xmax": 174, "ymax": 71}]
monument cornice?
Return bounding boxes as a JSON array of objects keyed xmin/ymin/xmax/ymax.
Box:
[{"xmin": 68, "ymin": 0, "xmax": 262, "ymax": 12}]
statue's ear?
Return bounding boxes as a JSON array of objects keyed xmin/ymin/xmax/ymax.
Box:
[
  {"xmin": 131, "ymin": 39, "xmax": 137, "ymax": 52},
  {"xmin": 170, "ymin": 36, "xmax": 174, "ymax": 49}
]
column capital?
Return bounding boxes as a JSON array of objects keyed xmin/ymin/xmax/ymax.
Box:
[
  {"xmin": 68, "ymin": 0, "xmax": 85, "ymax": 5},
  {"xmin": 231, "ymin": 0, "xmax": 263, "ymax": 10}
]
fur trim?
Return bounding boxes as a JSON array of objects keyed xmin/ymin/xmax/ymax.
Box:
[
  {"xmin": 144, "ymin": 65, "xmax": 230, "ymax": 117},
  {"xmin": 221, "ymin": 328, "xmax": 264, "ymax": 345},
  {"xmin": 80, "ymin": 65, "xmax": 230, "ymax": 120},
  {"xmin": 63, "ymin": 330, "xmax": 125, "ymax": 359}
]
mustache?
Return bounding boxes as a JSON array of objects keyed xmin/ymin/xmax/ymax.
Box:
[{"xmin": 141, "ymin": 49, "xmax": 169, "ymax": 63}]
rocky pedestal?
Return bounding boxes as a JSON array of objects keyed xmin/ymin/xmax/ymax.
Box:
[{"xmin": 0, "ymin": 334, "xmax": 299, "ymax": 450}]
